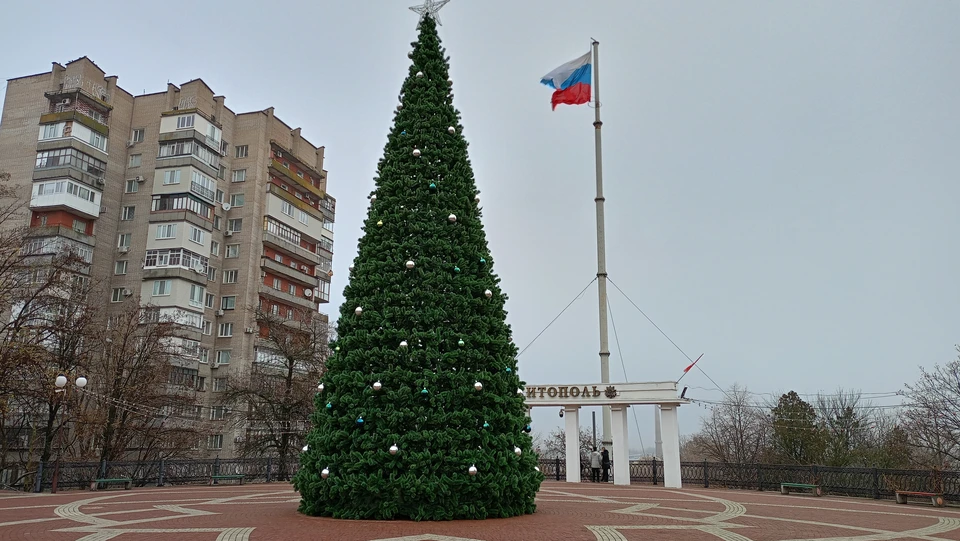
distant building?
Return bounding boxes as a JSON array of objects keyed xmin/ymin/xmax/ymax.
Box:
[{"xmin": 0, "ymin": 57, "xmax": 336, "ymax": 457}]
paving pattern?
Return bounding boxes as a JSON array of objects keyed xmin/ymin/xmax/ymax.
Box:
[{"xmin": 1, "ymin": 481, "xmax": 959, "ymax": 540}]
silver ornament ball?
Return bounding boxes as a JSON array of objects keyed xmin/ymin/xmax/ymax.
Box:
[
  {"xmin": 406, "ymin": 260, "xmax": 415, "ymax": 269},
  {"xmin": 515, "ymin": 447, "xmax": 522, "ymax": 457},
  {"xmin": 373, "ymin": 380, "xmax": 383, "ymax": 391},
  {"xmin": 389, "ymin": 444, "xmax": 399, "ymax": 455},
  {"xmin": 448, "ymin": 214, "xmax": 457, "ymax": 223},
  {"xmin": 448, "ymin": 126, "xmax": 456, "ymax": 134},
  {"xmin": 348, "ymin": 264, "xmax": 355, "ymax": 272},
  {"xmin": 416, "ymin": 71, "xmax": 424, "ymax": 78},
  {"xmin": 321, "ymin": 468, "xmax": 330, "ymax": 479},
  {"xmin": 474, "ymin": 194, "xmax": 481, "ymax": 203},
  {"xmin": 535, "ymin": 466, "xmax": 540, "ymax": 473},
  {"xmin": 400, "ymin": 340, "xmax": 408, "ymax": 348},
  {"xmin": 355, "ymin": 306, "xmax": 363, "ymax": 316},
  {"xmin": 408, "ymin": 51, "xmax": 414, "ymax": 58},
  {"xmin": 468, "ymin": 465, "xmax": 478, "ymax": 476},
  {"xmin": 474, "ymin": 381, "xmax": 483, "ymax": 391},
  {"xmin": 484, "ymin": 290, "xmax": 493, "ymax": 299},
  {"xmin": 370, "ymin": 194, "xmax": 377, "ymax": 202},
  {"xmin": 317, "ymin": 383, "xmax": 324, "ymax": 392},
  {"xmin": 413, "ymin": 149, "xmax": 421, "ymax": 157},
  {"xmin": 517, "ymin": 388, "xmax": 524, "ymax": 395}
]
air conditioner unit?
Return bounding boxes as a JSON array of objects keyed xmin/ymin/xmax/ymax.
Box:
[
  {"xmin": 136, "ymin": 176, "xmax": 146, "ymax": 183},
  {"xmin": 303, "ymin": 289, "xmax": 313, "ymax": 298},
  {"xmin": 95, "ymin": 178, "xmax": 105, "ymax": 186},
  {"xmin": 301, "ymin": 265, "xmax": 308, "ymax": 272},
  {"xmin": 244, "ymin": 327, "xmax": 254, "ymax": 334},
  {"xmin": 60, "ymin": 99, "xmax": 71, "ymax": 106},
  {"xmin": 118, "ymin": 246, "xmax": 129, "ymax": 253},
  {"xmin": 122, "ymin": 288, "xmax": 133, "ymax": 296},
  {"xmin": 275, "ymin": 151, "xmax": 283, "ymax": 158},
  {"xmin": 215, "ymin": 309, "xmax": 224, "ymax": 317},
  {"xmin": 212, "ymin": 361, "xmax": 220, "ymax": 369},
  {"xmin": 126, "ymin": 141, "xmax": 135, "ymax": 148},
  {"xmin": 224, "ymin": 230, "xmax": 233, "ymax": 237}
]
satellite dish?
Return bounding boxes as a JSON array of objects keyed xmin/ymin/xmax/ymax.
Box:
[
  {"xmin": 304, "ymin": 289, "xmax": 314, "ymax": 297},
  {"xmin": 222, "ymin": 202, "xmax": 232, "ymax": 211}
]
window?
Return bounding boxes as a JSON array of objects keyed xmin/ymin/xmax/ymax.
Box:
[
  {"xmin": 216, "ymin": 189, "xmax": 224, "ymax": 203},
  {"xmin": 189, "ymin": 226, "xmax": 204, "ymax": 244},
  {"xmin": 35, "ymin": 148, "xmax": 105, "ymax": 176},
  {"xmin": 163, "ymin": 170, "xmax": 181, "ymax": 185},
  {"xmin": 207, "ymin": 266, "xmax": 216, "ymax": 282},
  {"xmin": 229, "ymin": 193, "xmax": 245, "ymax": 207},
  {"xmin": 218, "ymin": 323, "xmax": 233, "ymax": 337},
  {"xmin": 158, "ymin": 140, "xmax": 219, "ymax": 169},
  {"xmin": 281, "ymin": 201, "xmax": 294, "ymax": 217},
  {"xmin": 227, "ymin": 218, "xmax": 242, "ymax": 232},
  {"xmin": 296, "ymin": 170, "xmax": 304, "ymax": 178},
  {"xmin": 213, "ymin": 215, "xmax": 222, "ymax": 230},
  {"xmin": 213, "ymin": 377, "xmax": 227, "ymax": 391},
  {"xmin": 115, "ymin": 261, "xmax": 128, "ymax": 275},
  {"xmin": 121, "ymin": 206, "xmax": 135, "ymax": 221},
  {"xmin": 271, "ymin": 304, "xmax": 279, "ymax": 315},
  {"xmin": 198, "ymin": 348, "xmax": 209, "ymax": 363},
  {"xmin": 225, "ymin": 244, "xmax": 240, "ymax": 258},
  {"xmin": 176, "ymin": 114, "xmax": 195, "ymax": 129},
  {"xmin": 125, "ymin": 179, "xmax": 139, "ymax": 193},
  {"xmin": 274, "ymin": 254, "xmax": 282, "ymax": 263},
  {"xmin": 323, "ymin": 220, "xmax": 335, "ymax": 232},
  {"xmin": 235, "ymin": 145, "xmax": 248, "ymax": 158},
  {"xmin": 232, "ymin": 169, "xmax": 246, "ymax": 183},
  {"xmin": 151, "ymin": 193, "xmax": 213, "ymax": 219},
  {"xmin": 210, "ymin": 406, "xmax": 226, "ymax": 421},
  {"xmin": 72, "ymin": 219, "xmax": 86, "ymax": 233},
  {"xmin": 152, "ymin": 280, "xmax": 171, "ymax": 296},
  {"xmin": 218, "ymin": 164, "xmax": 226, "ymax": 180},
  {"xmin": 111, "ymin": 288, "xmax": 125, "ymax": 303},
  {"xmin": 223, "ymin": 270, "xmax": 238, "ymax": 284},
  {"xmin": 117, "ymin": 233, "xmax": 131, "ymax": 248},
  {"xmin": 273, "ymin": 278, "xmax": 281, "ymax": 290},
  {"xmin": 89, "ymin": 131, "xmax": 106, "ymax": 151},
  {"xmin": 156, "ymin": 224, "xmax": 176, "ymax": 240},
  {"xmin": 201, "ymin": 293, "xmax": 214, "ymax": 309},
  {"xmin": 210, "ymin": 241, "xmax": 220, "ymax": 256},
  {"xmin": 189, "ymin": 284, "xmax": 205, "ymax": 307},
  {"xmin": 128, "ymin": 154, "xmax": 142, "ymax": 167},
  {"xmin": 298, "ymin": 210, "xmax": 309, "ymax": 225},
  {"xmin": 202, "ymin": 320, "xmax": 212, "ymax": 336},
  {"xmin": 41, "ymin": 123, "xmax": 63, "ymax": 139},
  {"xmin": 288, "ymin": 283, "xmax": 296, "ymax": 296},
  {"xmin": 208, "ymin": 434, "xmax": 223, "ymax": 450},
  {"xmin": 221, "ymin": 296, "xmax": 236, "ymax": 310},
  {"xmin": 144, "ymin": 248, "xmax": 209, "ymax": 272},
  {"xmin": 191, "ymin": 170, "xmax": 216, "ymax": 200},
  {"xmin": 131, "ymin": 128, "xmax": 144, "ymax": 143},
  {"xmin": 220, "ymin": 140, "xmax": 228, "ymax": 155}
]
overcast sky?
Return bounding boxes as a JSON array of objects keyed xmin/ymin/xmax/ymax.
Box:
[{"xmin": 2, "ymin": 0, "xmax": 958, "ymax": 452}]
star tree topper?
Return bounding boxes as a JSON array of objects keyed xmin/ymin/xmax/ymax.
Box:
[{"xmin": 409, "ymin": 0, "xmax": 452, "ymax": 26}]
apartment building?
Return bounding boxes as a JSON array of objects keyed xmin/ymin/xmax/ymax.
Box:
[{"xmin": 0, "ymin": 57, "xmax": 336, "ymax": 457}]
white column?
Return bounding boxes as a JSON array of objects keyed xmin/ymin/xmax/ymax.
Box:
[
  {"xmin": 654, "ymin": 406, "xmax": 663, "ymax": 459},
  {"xmin": 660, "ymin": 404, "xmax": 682, "ymax": 488},
  {"xmin": 611, "ymin": 406, "xmax": 630, "ymax": 486},
  {"xmin": 564, "ymin": 406, "xmax": 581, "ymax": 483}
]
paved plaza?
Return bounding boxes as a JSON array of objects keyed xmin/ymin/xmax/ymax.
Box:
[{"xmin": 1, "ymin": 481, "xmax": 958, "ymax": 540}]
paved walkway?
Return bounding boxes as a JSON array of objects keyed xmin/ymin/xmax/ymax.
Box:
[{"xmin": 1, "ymin": 481, "xmax": 958, "ymax": 540}]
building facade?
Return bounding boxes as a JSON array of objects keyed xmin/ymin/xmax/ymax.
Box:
[{"xmin": 0, "ymin": 57, "xmax": 336, "ymax": 457}]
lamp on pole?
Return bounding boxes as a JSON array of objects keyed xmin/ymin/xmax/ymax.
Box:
[{"xmin": 50, "ymin": 374, "xmax": 87, "ymax": 494}]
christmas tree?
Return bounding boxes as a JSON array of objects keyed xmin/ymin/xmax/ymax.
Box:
[{"xmin": 292, "ymin": 8, "xmax": 544, "ymax": 521}]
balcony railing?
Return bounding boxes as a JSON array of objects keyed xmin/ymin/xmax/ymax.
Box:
[{"xmin": 190, "ymin": 181, "xmax": 215, "ymax": 202}]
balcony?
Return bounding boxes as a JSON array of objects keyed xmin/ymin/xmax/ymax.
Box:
[
  {"xmin": 259, "ymin": 284, "xmax": 316, "ymax": 311},
  {"xmin": 149, "ymin": 210, "xmax": 213, "ymax": 232},
  {"xmin": 26, "ymin": 225, "xmax": 96, "ymax": 247},
  {"xmin": 30, "ymin": 191, "xmax": 100, "ymax": 220},
  {"xmin": 190, "ymin": 181, "xmax": 215, "ymax": 202},
  {"xmin": 143, "ymin": 267, "xmax": 208, "ymax": 285},
  {"xmin": 269, "ymin": 160, "xmax": 325, "ymax": 198},
  {"xmin": 260, "ymin": 257, "xmax": 319, "ymax": 288},
  {"xmin": 261, "ymin": 230, "xmax": 322, "ymax": 265},
  {"xmin": 39, "ymin": 110, "xmax": 108, "ymax": 137}
]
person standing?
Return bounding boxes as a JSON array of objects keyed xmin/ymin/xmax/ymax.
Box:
[
  {"xmin": 601, "ymin": 446, "xmax": 611, "ymax": 482},
  {"xmin": 590, "ymin": 447, "xmax": 601, "ymax": 482}
]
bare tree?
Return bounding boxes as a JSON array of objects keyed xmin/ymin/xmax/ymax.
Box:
[
  {"xmin": 816, "ymin": 388, "xmax": 875, "ymax": 467},
  {"xmin": 902, "ymin": 350, "xmax": 960, "ymax": 468},
  {"xmin": 222, "ymin": 307, "xmax": 331, "ymax": 480},
  {"xmin": 698, "ymin": 384, "xmax": 770, "ymax": 464},
  {"xmin": 538, "ymin": 425, "xmax": 595, "ymax": 463}
]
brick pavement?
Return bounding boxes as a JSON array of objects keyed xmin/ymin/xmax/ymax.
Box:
[{"xmin": 2, "ymin": 481, "xmax": 959, "ymax": 540}]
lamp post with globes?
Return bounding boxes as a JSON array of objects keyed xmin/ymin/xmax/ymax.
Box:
[{"xmin": 50, "ymin": 374, "xmax": 87, "ymax": 494}]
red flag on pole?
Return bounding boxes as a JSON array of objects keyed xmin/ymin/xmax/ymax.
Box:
[{"xmin": 683, "ymin": 353, "xmax": 704, "ymax": 373}]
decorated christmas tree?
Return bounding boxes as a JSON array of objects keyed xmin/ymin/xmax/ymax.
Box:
[{"xmin": 292, "ymin": 5, "xmax": 544, "ymax": 522}]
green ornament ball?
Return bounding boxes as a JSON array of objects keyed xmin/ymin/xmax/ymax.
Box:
[
  {"xmin": 480, "ymin": 258, "xmax": 486, "ymax": 264},
  {"xmin": 483, "ymin": 422, "xmax": 490, "ymax": 429},
  {"xmin": 326, "ymin": 402, "xmax": 332, "ymax": 409},
  {"xmin": 506, "ymin": 367, "xmax": 512, "ymax": 373},
  {"xmin": 458, "ymin": 339, "xmax": 465, "ymax": 347},
  {"xmin": 429, "ymin": 182, "xmax": 437, "ymax": 190},
  {"xmin": 421, "ymin": 388, "xmax": 429, "ymax": 395},
  {"xmin": 524, "ymin": 425, "xmax": 532, "ymax": 433},
  {"xmin": 453, "ymin": 266, "xmax": 460, "ymax": 273},
  {"xmin": 357, "ymin": 416, "xmax": 364, "ymax": 424}
]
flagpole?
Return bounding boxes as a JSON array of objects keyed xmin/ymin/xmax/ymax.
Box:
[{"xmin": 591, "ymin": 38, "xmax": 614, "ymax": 456}]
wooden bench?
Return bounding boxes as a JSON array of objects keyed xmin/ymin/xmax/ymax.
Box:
[
  {"xmin": 895, "ymin": 490, "xmax": 945, "ymax": 507},
  {"xmin": 209, "ymin": 474, "xmax": 244, "ymax": 485},
  {"xmin": 90, "ymin": 478, "xmax": 132, "ymax": 491},
  {"xmin": 780, "ymin": 482, "xmax": 822, "ymax": 497}
]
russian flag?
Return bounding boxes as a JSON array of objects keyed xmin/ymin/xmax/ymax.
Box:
[{"xmin": 540, "ymin": 51, "xmax": 592, "ymax": 110}]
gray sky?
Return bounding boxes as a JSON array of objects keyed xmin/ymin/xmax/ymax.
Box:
[{"xmin": 2, "ymin": 0, "xmax": 958, "ymax": 451}]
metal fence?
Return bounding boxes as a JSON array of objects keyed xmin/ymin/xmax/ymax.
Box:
[
  {"xmin": 1, "ymin": 458, "xmax": 301, "ymax": 493},
  {"xmin": 536, "ymin": 457, "xmax": 960, "ymax": 503},
  {"xmin": 6, "ymin": 457, "xmax": 959, "ymax": 503}
]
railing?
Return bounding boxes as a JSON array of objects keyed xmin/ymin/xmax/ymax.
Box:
[
  {"xmin": 536, "ymin": 457, "xmax": 960, "ymax": 503},
  {"xmin": 2, "ymin": 457, "xmax": 301, "ymax": 493},
  {"xmin": 190, "ymin": 181, "xmax": 215, "ymax": 202}
]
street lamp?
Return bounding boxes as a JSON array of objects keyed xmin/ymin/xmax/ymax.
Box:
[{"xmin": 51, "ymin": 374, "xmax": 87, "ymax": 494}]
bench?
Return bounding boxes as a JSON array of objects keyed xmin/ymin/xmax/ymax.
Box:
[
  {"xmin": 780, "ymin": 482, "xmax": 822, "ymax": 497},
  {"xmin": 209, "ymin": 474, "xmax": 244, "ymax": 485},
  {"xmin": 90, "ymin": 478, "xmax": 132, "ymax": 491},
  {"xmin": 895, "ymin": 490, "xmax": 945, "ymax": 507}
]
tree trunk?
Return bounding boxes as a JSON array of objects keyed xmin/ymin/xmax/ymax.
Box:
[{"xmin": 39, "ymin": 401, "xmax": 59, "ymax": 465}]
